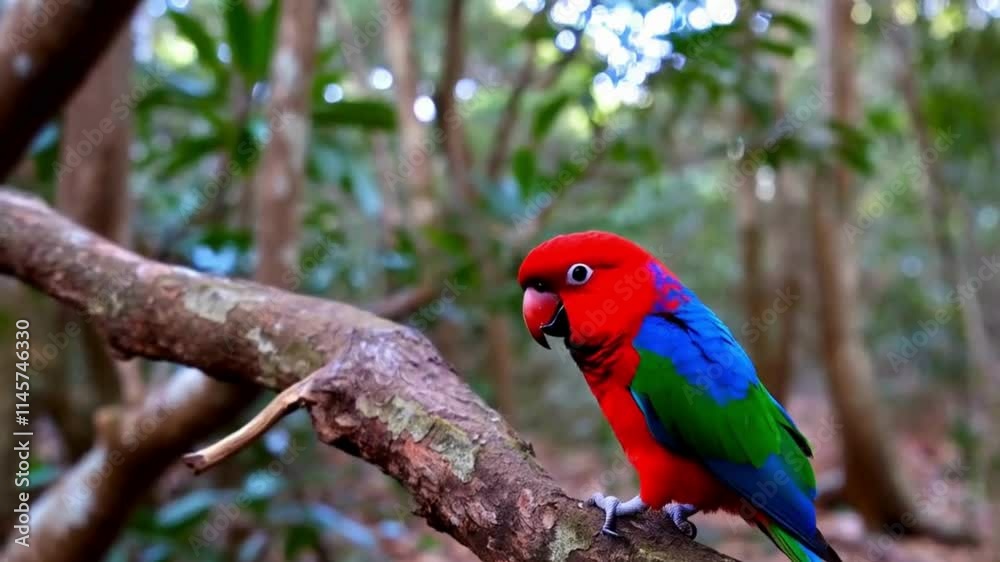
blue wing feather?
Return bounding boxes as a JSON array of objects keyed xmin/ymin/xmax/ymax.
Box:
[{"xmin": 630, "ymin": 287, "xmax": 825, "ymax": 555}]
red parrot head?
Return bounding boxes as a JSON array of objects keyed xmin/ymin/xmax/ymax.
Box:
[{"xmin": 517, "ymin": 231, "xmax": 678, "ymax": 354}]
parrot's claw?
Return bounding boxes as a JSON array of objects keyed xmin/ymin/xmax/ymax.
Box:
[
  {"xmin": 585, "ymin": 493, "xmax": 647, "ymax": 537},
  {"xmin": 587, "ymin": 493, "xmax": 622, "ymax": 536},
  {"xmin": 663, "ymin": 503, "xmax": 699, "ymax": 539}
]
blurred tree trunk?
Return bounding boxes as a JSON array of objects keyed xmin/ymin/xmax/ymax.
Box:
[
  {"xmin": 49, "ymin": 27, "xmax": 135, "ymax": 459},
  {"xmin": 437, "ymin": 0, "xmax": 517, "ymax": 418},
  {"xmin": 735, "ymin": 144, "xmax": 768, "ymax": 376},
  {"xmin": 383, "ymin": 0, "xmax": 435, "ymax": 228},
  {"xmin": 0, "ymin": 0, "xmax": 141, "ymax": 177},
  {"xmin": 813, "ymin": 0, "xmax": 916, "ymax": 529},
  {"xmin": 768, "ymin": 163, "xmax": 803, "ymax": 404},
  {"xmin": 956, "ymin": 198, "xmax": 1000, "ymax": 552},
  {"xmin": 253, "ymin": 0, "xmax": 318, "ymax": 288},
  {"xmin": 767, "ymin": 65, "xmax": 805, "ymax": 403},
  {"xmin": 894, "ymin": 38, "xmax": 1000, "ymax": 532}
]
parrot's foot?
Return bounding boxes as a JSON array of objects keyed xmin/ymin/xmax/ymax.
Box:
[
  {"xmin": 663, "ymin": 503, "xmax": 699, "ymax": 539},
  {"xmin": 585, "ymin": 493, "xmax": 647, "ymax": 537}
]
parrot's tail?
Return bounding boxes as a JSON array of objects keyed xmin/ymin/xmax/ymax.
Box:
[{"xmin": 755, "ymin": 517, "xmax": 842, "ymax": 562}]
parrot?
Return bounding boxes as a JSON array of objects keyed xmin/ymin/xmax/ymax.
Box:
[{"xmin": 517, "ymin": 231, "xmax": 841, "ymax": 562}]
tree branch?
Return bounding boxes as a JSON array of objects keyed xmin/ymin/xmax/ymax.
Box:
[
  {"xmin": 0, "ymin": 0, "xmax": 142, "ymax": 178},
  {"xmin": 184, "ymin": 376, "xmax": 314, "ymax": 474},
  {"xmin": 485, "ymin": 44, "xmax": 537, "ymax": 182},
  {"xmin": 0, "ymin": 187, "xmax": 739, "ymax": 562}
]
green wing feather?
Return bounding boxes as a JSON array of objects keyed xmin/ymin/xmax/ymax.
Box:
[{"xmin": 631, "ymin": 348, "xmax": 815, "ymax": 492}]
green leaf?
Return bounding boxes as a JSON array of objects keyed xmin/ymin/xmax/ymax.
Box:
[
  {"xmin": 224, "ymin": 1, "xmax": 256, "ymax": 79},
  {"xmin": 200, "ymin": 225, "xmax": 253, "ymax": 252},
  {"xmin": 521, "ymin": 10, "xmax": 556, "ymax": 41},
  {"xmin": 253, "ymin": 0, "xmax": 281, "ymax": 80},
  {"xmin": 230, "ymin": 123, "xmax": 262, "ymax": 173},
  {"xmin": 284, "ymin": 525, "xmax": 321, "ymax": 559},
  {"xmin": 756, "ymin": 38, "xmax": 797, "ymax": 58},
  {"xmin": 550, "ymin": 157, "xmax": 586, "ymax": 188},
  {"xmin": 424, "ymin": 225, "xmax": 468, "ymax": 257},
  {"xmin": 769, "ymin": 12, "xmax": 812, "ymax": 39},
  {"xmin": 634, "ymin": 145, "xmax": 660, "ymax": 174},
  {"xmin": 156, "ymin": 133, "xmax": 225, "ymax": 179},
  {"xmin": 532, "ymin": 93, "xmax": 571, "ymax": 141},
  {"xmin": 312, "ymin": 99, "xmax": 397, "ymax": 130},
  {"xmin": 837, "ymin": 142, "xmax": 874, "ymax": 175},
  {"xmin": 30, "ymin": 123, "xmax": 60, "ymax": 183},
  {"xmin": 511, "ymin": 147, "xmax": 536, "ymax": 190},
  {"xmin": 866, "ymin": 105, "xmax": 904, "ymax": 135},
  {"xmin": 311, "ymin": 71, "xmax": 345, "ymax": 104},
  {"xmin": 167, "ymin": 10, "xmax": 225, "ymax": 79},
  {"xmin": 135, "ymin": 74, "xmax": 218, "ymax": 114}
]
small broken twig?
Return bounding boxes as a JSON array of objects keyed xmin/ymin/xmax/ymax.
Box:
[{"xmin": 183, "ymin": 375, "xmax": 316, "ymax": 473}]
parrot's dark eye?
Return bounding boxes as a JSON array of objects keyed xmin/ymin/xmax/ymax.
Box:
[{"xmin": 566, "ymin": 263, "xmax": 593, "ymax": 285}]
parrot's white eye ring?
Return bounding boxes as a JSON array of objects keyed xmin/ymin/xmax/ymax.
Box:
[{"xmin": 566, "ymin": 263, "xmax": 593, "ymax": 285}]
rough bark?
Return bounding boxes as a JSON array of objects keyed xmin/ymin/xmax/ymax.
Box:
[
  {"xmin": 0, "ymin": 0, "xmax": 141, "ymax": 177},
  {"xmin": 0, "ymin": 187, "xmax": 739, "ymax": 562},
  {"xmin": 253, "ymin": 0, "xmax": 319, "ymax": 288}
]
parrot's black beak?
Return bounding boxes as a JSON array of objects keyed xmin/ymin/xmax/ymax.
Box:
[
  {"xmin": 522, "ymin": 287, "xmax": 569, "ymax": 349},
  {"xmin": 541, "ymin": 304, "xmax": 569, "ymax": 338}
]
